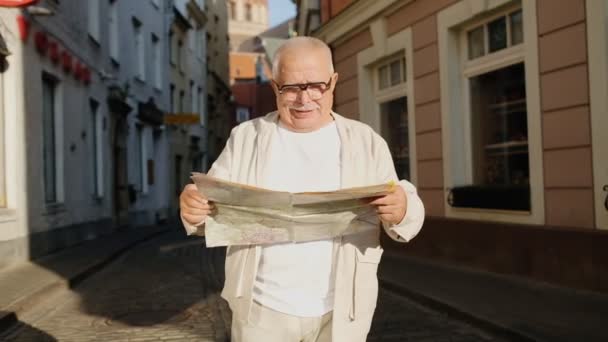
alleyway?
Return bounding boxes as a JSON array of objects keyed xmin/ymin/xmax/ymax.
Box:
[{"xmin": 0, "ymin": 231, "xmax": 508, "ymax": 342}]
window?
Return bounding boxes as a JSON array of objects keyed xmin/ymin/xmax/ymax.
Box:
[
  {"xmin": 109, "ymin": 0, "xmax": 119, "ymax": 62},
  {"xmin": 236, "ymin": 107, "xmax": 250, "ymax": 123},
  {"xmin": 90, "ymin": 99, "xmax": 103, "ymax": 198},
  {"xmin": 87, "ymin": 0, "xmax": 100, "ymax": 43},
  {"xmin": 191, "ymin": 80, "xmax": 197, "ymax": 113},
  {"xmin": 195, "ymin": 29, "xmax": 203, "ymax": 60},
  {"xmin": 228, "ymin": 1, "xmax": 236, "ymax": 20},
  {"xmin": 437, "ymin": 0, "xmax": 545, "ymax": 224},
  {"xmin": 377, "ymin": 56, "xmax": 406, "ymax": 90},
  {"xmin": 179, "ymin": 90, "xmax": 185, "ymax": 113},
  {"xmin": 380, "ymin": 97, "xmax": 409, "ymax": 180},
  {"xmin": 170, "ymin": 83, "xmax": 175, "ymax": 113},
  {"xmin": 169, "ymin": 29, "xmax": 175, "ymax": 66},
  {"xmin": 245, "ymin": 4, "xmax": 252, "ymax": 21},
  {"xmin": 466, "ymin": 9, "xmax": 523, "ymax": 61},
  {"xmin": 136, "ymin": 125, "xmax": 148, "ymax": 194},
  {"xmin": 188, "ymin": 20, "xmax": 195, "ymax": 52},
  {"xmin": 198, "ymin": 86, "xmax": 204, "ymax": 125},
  {"xmin": 42, "ymin": 73, "xmax": 59, "ymax": 204},
  {"xmin": 133, "ymin": 18, "xmax": 145, "ymax": 81},
  {"xmin": 178, "ymin": 39, "xmax": 184, "ymax": 73},
  {"xmin": 151, "ymin": 34, "xmax": 161, "ymax": 89},
  {"xmin": 448, "ymin": 7, "xmax": 529, "ymax": 211}
]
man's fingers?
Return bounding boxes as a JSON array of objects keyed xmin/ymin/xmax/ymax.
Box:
[
  {"xmin": 376, "ymin": 205, "xmax": 401, "ymax": 214},
  {"xmin": 182, "ymin": 213, "xmax": 206, "ymax": 225},
  {"xmin": 182, "ymin": 207, "xmax": 212, "ymax": 216},
  {"xmin": 184, "ymin": 197, "xmax": 213, "ymax": 209},
  {"xmin": 379, "ymin": 213, "xmax": 396, "ymax": 223}
]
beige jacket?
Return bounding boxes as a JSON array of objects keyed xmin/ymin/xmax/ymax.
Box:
[{"xmin": 184, "ymin": 112, "xmax": 425, "ymax": 341}]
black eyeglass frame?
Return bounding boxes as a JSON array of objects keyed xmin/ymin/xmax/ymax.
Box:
[{"xmin": 273, "ymin": 77, "xmax": 334, "ymax": 95}]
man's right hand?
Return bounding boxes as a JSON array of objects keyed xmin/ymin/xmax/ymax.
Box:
[{"xmin": 179, "ymin": 184, "xmax": 214, "ymax": 226}]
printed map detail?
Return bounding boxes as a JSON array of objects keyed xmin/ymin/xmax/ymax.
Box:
[{"xmin": 190, "ymin": 173, "xmax": 395, "ymax": 247}]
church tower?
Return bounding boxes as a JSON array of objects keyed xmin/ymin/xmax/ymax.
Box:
[{"xmin": 227, "ymin": 0, "xmax": 269, "ymax": 51}]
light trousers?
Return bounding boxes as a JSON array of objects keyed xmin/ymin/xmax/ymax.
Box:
[{"xmin": 231, "ymin": 301, "xmax": 333, "ymax": 342}]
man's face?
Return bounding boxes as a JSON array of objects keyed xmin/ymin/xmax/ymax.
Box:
[{"xmin": 272, "ymin": 49, "xmax": 338, "ymax": 132}]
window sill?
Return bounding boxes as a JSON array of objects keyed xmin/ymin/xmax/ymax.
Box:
[
  {"xmin": 134, "ymin": 76, "xmax": 146, "ymax": 85},
  {"xmin": 0, "ymin": 208, "xmax": 18, "ymax": 223}
]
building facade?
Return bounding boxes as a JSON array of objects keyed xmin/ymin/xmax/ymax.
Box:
[
  {"xmin": 300, "ymin": 0, "xmax": 608, "ymax": 293},
  {"xmin": 166, "ymin": 0, "xmax": 208, "ymax": 215},
  {"xmin": 0, "ymin": 0, "xmax": 172, "ymax": 268},
  {"xmin": 205, "ymin": 0, "xmax": 232, "ymax": 167},
  {"xmin": 227, "ymin": 0, "xmax": 269, "ymax": 51}
]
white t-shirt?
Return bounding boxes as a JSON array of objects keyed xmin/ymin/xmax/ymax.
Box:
[{"xmin": 252, "ymin": 121, "xmax": 341, "ymax": 317}]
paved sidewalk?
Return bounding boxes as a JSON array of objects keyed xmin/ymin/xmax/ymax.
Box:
[
  {"xmin": 379, "ymin": 251, "xmax": 608, "ymax": 342},
  {"xmin": 0, "ymin": 223, "xmax": 171, "ymax": 332}
]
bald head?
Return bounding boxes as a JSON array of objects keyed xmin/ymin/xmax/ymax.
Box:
[{"xmin": 272, "ymin": 36, "xmax": 334, "ymax": 80}]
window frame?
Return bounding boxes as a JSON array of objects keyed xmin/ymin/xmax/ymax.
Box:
[
  {"xmin": 109, "ymin": 0, "xmax": 120, "ymax": 63},
  {"xmin": 357, "ymin": 23, "xmax": 417, "ymax": 185},
  {"xmin": 586, "ymin": 0, "xmax": 608, "ymax": 230},
  {"xmin": 438, "ymin": 0, "xmax": 544, "ymax": 224},
  {"xmin": 151, "ymin": 33, "xmax": 161, "ymax": 90},
  {"xmin": 132, "ymin": 17, "xmax": 146, "ymax": 82},
  {"xmin": 41, "ymin": 71, "xmax": 64, "ymax": 205},
  {"xmin": 87, "ymin": 0, "xmax": 101, "ymax": 44},
  {"xmin": 90, "ymin": 99, "xmax": 104, "ymax": 199}
]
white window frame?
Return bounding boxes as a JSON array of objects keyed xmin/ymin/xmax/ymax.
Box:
[
  {"xmin": 109, "ymin": 0, "xmax": 120, "ymax": 62},
  {"xmin": 586, "ymin": 0, "xmax": 608, "ymax": 230},
  {"xmin": 196, "ymin": 29, "xmax": 203, "ymax": 60},
  {"xmin": 90, "ymin": 99, "xmax": 104, "ymax": 199},
  {"xmin": 151, "ymin": 33, "xmax": 161, "ymax": 90},
  {"xmin": 188, "ymin": 20, "xmax": 196, "ymax": 52},
  {"xmin": 191, "ymin": 81, "xmax": 197, "ymax": 113},
  {"xmin": 438, "ymin": 0, "xmax": 544, "ymax": 224},
  {"xmin": 357, "ymin": 22, "xmax": 417, "ymax": 185},
  {"xmin": 198, "ymin": 86, "xmax": 205, "ymax": 126},
  {"xmin": 133, "ymin": 18, "xmax": 146, "ymax": 82},
  {"xmin": 137, "ymin": 125, "xmax": 149, "ymax": 194},
  {"xmin": 41, "ymin": 72, "xmax": 65, "ymax": 205},
  {"xmin": 178, "ymin": 39, "xmax": 184, "ymax": 73},
  {"xmin": 87, "ymin": 0, "xmax": 100, "ymax": 43}
]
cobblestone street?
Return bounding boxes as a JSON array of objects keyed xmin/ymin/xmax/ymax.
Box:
[{"xmin": 2, "ymin": 231, "xmax": 508, "ymax": 341}]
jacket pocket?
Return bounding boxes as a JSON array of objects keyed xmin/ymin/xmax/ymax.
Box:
[{"xmin": 350, "ymin": 247, "xmax": 383, "ymax": 320}]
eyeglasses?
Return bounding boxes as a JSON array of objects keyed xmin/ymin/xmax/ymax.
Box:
[{"xmin": 274, "ymin": 78, "xmax": 333, "ymax": 101}]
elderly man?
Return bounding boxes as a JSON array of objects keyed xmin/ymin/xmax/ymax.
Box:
[{"xmin": 180, "ymin": 37, "xmax": 425, "ymax": 342}]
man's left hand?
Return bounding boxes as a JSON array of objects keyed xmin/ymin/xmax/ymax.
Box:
[{"xmin": 370, "ymin": 185, "xmax": 407, "ymax": 225}]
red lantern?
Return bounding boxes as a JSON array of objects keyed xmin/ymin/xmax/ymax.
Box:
[
  {"xmin": 48, "ymin": 41, "xmax": 59, "ymax": 64},
  {"xmin": 16, "ymin": 15, "xmax": 29, "ymax": 42},
  {"xmin": 61, "ymin": 51, "xmax": 72, "ymax": 73},
  {"xmin": 34, "ymin": 31, "xmax": 48, "ymax": 55}
]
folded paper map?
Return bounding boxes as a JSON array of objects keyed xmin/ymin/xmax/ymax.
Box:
[{"xmin": 190, "ymin": 172, "xmax": 396, "ymax": 247}]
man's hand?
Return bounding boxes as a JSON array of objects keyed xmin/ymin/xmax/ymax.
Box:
[
  {"xmin": 370, "ymin": 185, "xmax": 407, "ymax": 225},
  {"xmin": 179, "ymin": 184, "xmax": 214, "ymax": 226}
]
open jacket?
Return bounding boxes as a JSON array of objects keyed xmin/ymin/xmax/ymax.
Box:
[{"xmin": 183, "ymin": 111, "xmax": 425, "ymax": 341}]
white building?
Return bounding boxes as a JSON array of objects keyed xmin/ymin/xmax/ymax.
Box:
[
  {"xmin": 167, "ymin": 0, "xmax": 208, "ymax": 216},
  {"xmin": 0, "ymin": 0, "xmax": 171, "ymax": 268}
]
